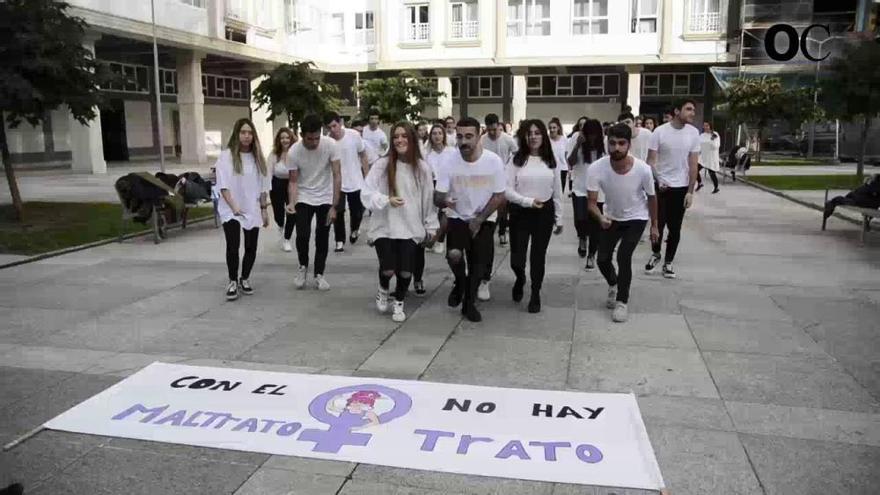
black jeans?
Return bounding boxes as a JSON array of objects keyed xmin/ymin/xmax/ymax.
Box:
[
  {"xmin": 598, "ymin": 219, "xmax": 647, "ymax": 304},
  {"xmin": 586, "ymin": 201, "xmax": 604, "ymax": 257},
  {"xmin": 509, "ymin": 204, "xmax": 555, "ymax": 292},
  {"xmin": 572, "ymin": 195, "xmax": 588, "ymax": 240},
  {"xmin": 374, "ymin": 238, "xmax": 417, "ymax": 301},
  {"xmin": 295, "ymin": 203, "xmax": 331, "ymax": 276},
  {"xmin": 446, "ymin": 218, "xmax": 496, "ymax": 306},
  {"xmin": 560, "ymin": 170, "xmax": 568, "ymax": 193},
  {"xmin": 270, "ymin": 177, "xmax": 296, "ymax": 240},
  {"xmin": 334, "ymin": 190, "xmax": 365, "ymax": 244},
  {"xmin": 222, "ymin": 219, "xmax": 259, "ymax": 282},
  {"xmin": 497, "ymin": 205, "xmax": 508, "ymax": 236},
  {"xmin": 652, "ymin": 186, "xmax": 688, "ymax": 263},
  {"xmin": 697, "ymin": 165, "xmax": 719, "ymax": 190}
]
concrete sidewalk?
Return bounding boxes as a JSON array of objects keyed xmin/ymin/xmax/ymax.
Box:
[{"xmin": 0, "ymin": 180, "xmax": 878, "ymax": 494}]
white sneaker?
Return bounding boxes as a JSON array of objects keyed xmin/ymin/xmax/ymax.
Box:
[
  {"xmin": 314, "ymin": 274, "xmax": 331, "ymax": 291},
  {"xmin": 606, "ymin": 285, "xmax": 618, "ymax": 309},
  {"xmin": 334, "ymin": 241, "xmax": 345, "ymax": 253},
  {"xmin": 293, "ymin": 266, "xmax": 307, "ymax": 289},
  {"xmin": 662, "ymin": 263, "xmax": 677, "ymax": 279},
  {"xmin": 477, "ymin": 280, "xmax": 491, "ymax": 301},
  {"xmin": 432, "ymin": 242, "xmax": 444, "ymax": 255},
  {"xmin": 391, "ymin": 300, "xmax": 406, "ymax": 322},
  {"xmin": 376, "ymin": 287, "xmax": 390, "ymax": 313},
  {"xmin": 282, "ymin": 239, "xmax": 292, "ymax": 252},
  {"xmin": 612, "ymin": 302, "xmax": 629, "ymax": 323}
]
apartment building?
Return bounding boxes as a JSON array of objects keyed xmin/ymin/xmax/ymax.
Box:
[{"xmin": 5, "ymin": 0, "xmax": 737, "ymax": 172}]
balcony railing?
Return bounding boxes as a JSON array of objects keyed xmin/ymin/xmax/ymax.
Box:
[
  {"xmin": 450, "ymin": 20, "xmax": 479, "ymax": 39},
  {"xmin": 406, "ymin": 22, "xmax": 431, "ymax": 42},
  {"xmin": 688, "ymin": 12, "xmax": 722, "ymax": 33},
  {"xmin": 355, "ymin": 28, "xmax": 376, "ymax": 45}
]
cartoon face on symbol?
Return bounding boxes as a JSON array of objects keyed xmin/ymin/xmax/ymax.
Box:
[{"xmin": 345, "ymin": 390, "xmax": 380, "ymax": 414}]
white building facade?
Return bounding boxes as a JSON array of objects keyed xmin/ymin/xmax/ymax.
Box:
[{"xmin": 5, "ymin": 0, "xmax": 736, "ymax": 171}]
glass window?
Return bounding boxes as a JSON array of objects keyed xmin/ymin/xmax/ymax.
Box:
[
  {"xmin": 508, "ymin": 0, "xmax": 550, "ymax": 36},
  {"xmin": 507, "ymin": 0, "xmax": 524, "ymax": 36},
  {"xmin": 451, "ymin": 77, "xmax": 460, "ymax": 98},
  {"xmin": 573, "ymin": 75, "xmax": 588, "ymax": 95},
  {"xmin": 468, "ymin": 76, "xmax": 503, "ymax": 98},
  {"xmin": 658, "ymin": 74, "xmax": 673, "ymax": 95},
  {"xmin": 587, "ymin": 75, "xmax": 604, "ymax": 95},
  {"xmin": 527, "ymin": 76, "xmax": 542, "ymax": 96},
  {"xmin": 688, "ymin": 0, "xmax": 722, "ymax": 33},
  {"xmin": 631, "ymin": 0, "xmax": 658, "ymax": 33},
  {"xmin": 573, "ymin": 0, "xmax": 608, "ymax": 35},
  {"xmin": 689, "ymin": 73, "xmax": 705, "ymax": 95},
  {"xmin": 604, "ymin": 75, "xmax": 619, "ymax": 95},
  {"xmin": 557, "ymin": 75, "xmax": 572, "ymax": 96},
  {"xmin": 673, "ymin": 74, "xmax": 690, "ymax": 95},
  {"xmin": 541, "ymin": 76, "xmax": 556, "ymax": 96}
]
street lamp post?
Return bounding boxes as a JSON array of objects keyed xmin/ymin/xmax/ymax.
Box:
[{"xmin": 150, "ymin": 0, "xmax": 166, "ymax": 173}]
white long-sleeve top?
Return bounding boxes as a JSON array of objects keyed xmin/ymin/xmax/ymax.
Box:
[
  {"xmin": 362, "ymin": 157, "xmax": 439, "ymax": 242},
  {"xmin": 699, "ymin": 131, "xmax": 721, "ymax": 172},
  {"xmin": 504, "ymin": 155, "xmax": 564, "ymax": 225}
]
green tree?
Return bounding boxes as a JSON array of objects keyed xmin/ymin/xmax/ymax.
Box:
[
  {"xmin": 820, "ymin": 40, "xmax": 880, "ymax": 182},
  {"xmin": 356, "ymin": 72, "xmax": 444, "ymax": 123},
  {"xmin": 724, "ymin": 76, "xmax": 822, "ymax": 163},
  {"xmin": 0, "ymin": 0, "xmax": 108, "ymax": 222},
  {"xmin": 252, "ymin": 62, "xmax": 343, "ymax": 131}
]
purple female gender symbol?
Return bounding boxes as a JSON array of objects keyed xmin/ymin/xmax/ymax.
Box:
[{"xmin": 297, "ymin": 384, "xmax": 412, "ymax": 453}]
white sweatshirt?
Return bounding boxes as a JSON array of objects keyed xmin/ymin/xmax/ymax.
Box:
[{"xmin": 362, "ymin": 157, "xmax": 439, "ymax": 242}]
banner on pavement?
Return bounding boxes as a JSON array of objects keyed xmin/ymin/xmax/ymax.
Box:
[{"xmin": 44, "ymin": 362, "xmax": 664, "ymax": 490}]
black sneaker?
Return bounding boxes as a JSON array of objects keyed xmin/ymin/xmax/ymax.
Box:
[
  {"xmin": 645, "ymin": 252, "xmax": 662, "ymax": 273},
  {"xmin": 577, "ymin": 238, "xmax": 587, "ymax": 258},
  {"xmin": 414, "ymin": 280, "xmax": 426, "ymax": 297},
  {"xmin": 585, "ymin": 255, "xmax": 596, "ymax": 271},
  {"xmin": 349, "ymin": 230, "xmax": 359, "ymax": 244},
  {"xmin": 499, "ymin": 233, "xmax": 508, "ymax": 246},
  {"xmin": 463, "ymin": 303, "xmax": 482, "ymax": 322},
  {"xmin": 662, "ymin": 263, "xmax": 677, "ymax": 279},
  {"xmin": 447, "ymin": 284, "xmax": 463, "ymax": 308},
  {"xmin": 512, "ymin": 277, "xmax": 525, "ymax": 302},
  {"xmin": 239, "ymin": 279, "xmax": 253, "ymax": 295},
  {"xmin": 527, "ymin": 291, "xmax": 541, "ymax": 313},
  {"xmin": 225, "ymin": 280, "xmax": 239, "ymax": 301}
]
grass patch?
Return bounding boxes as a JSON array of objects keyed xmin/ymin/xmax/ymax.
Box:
[
  {"xmin": 747, "ymin": 175, "xmax": 863, "ymax": 191},
  {"xmin": 753, "ymin": 158, "xmax": 829, "ymax": 166},
  {"xmin": 0, "ymin": 202, "xmax": 212, "ymax": 256}
]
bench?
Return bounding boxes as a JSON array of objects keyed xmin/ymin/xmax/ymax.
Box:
[{"xmin": 821, "ymin": 188, "xmax": 879, "ymax": 243}]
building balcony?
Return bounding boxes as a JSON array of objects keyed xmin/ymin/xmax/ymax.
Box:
[
  {"xmin": 688, "ymin": 12, "xmax": 723, "ymax": 33},
  {"xmin": 450, "ymin": 20, "xmax": 479, "ymax": 39},
  {"xmin": 405, "ymin": 22, "xmax": 431, "ymax": 42}
]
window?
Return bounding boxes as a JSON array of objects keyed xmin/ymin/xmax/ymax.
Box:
[
  {"xmin": 102, "ymin": 62, "xmax": 150, "ymax": 94},
  {"xmin": 327, "ymin": 12, "xmax": 345, "ymax": 45},
  {"xmin": 405, "ymin": 4, "xmax": 431, "ymax": 42},
  {"xmin": 525, "ymin": 74, "xmax": 620, "ymax": 97},
  {"xmin": 573, "ymin": 0, "xmax": 608, "ymax": 35},
  {"xmin": 179, "ymin": 0, "xmax": 206, "ymax": 7},
  {"xmin": 451, "ymin": 77, "xmax": 460, "ymax": 98},
  {"xmin": 468, "ymin": 76, "xmax": 503, "ymax": 98},
  {"xmin": 355, "ymin": 11, "xmax": 375, "ymax": 45},
  {"xmin": 284, "ymin": 0, "xmax": 300, "ymax": 32},
  {"xmin": 631, "ymin": 0, "xmax": 658, "ymax": 33},
  {"xmin": 159, "ymin": 69, "xmax": 177, "ymax": 95},
  {"xmin": 507, "ymin": 0, "xmax": 550, "ymax": 37},
  {"xmin": 641, "ymin": 73, "xmax": 705, "ymax": 96},
  {"xmin": 450, "ymin": 1, "xmax": 479, "ymax": 39},
  {"xmin": 202, "ymin": 74, "xmax": 249, "ymax": 100},
  {"xmin": 688, "ymin": 0, "xmax": 722, "ymax": 33}
]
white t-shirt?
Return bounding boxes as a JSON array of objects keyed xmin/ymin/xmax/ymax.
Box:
[
  {"xmin": 550, "ymin": 136, "xmax": 568, "ymax": 172},
  {"xmin": 648, "ymin": 122, "xmax": 700, "ymax": 188},
  {"xmin": 699, "ymin": 131, "xmax": 721, "ymax": 172},
  {"xmin": 286, "ymin": 137, "xmax": 340, "ymax": 206},
  {"xmin": 435, "ymin": 149, "xmax": 506, "ymax": 221},
  {"xmin": 505, "ymin": 155, "xmax": 564, "ymax": 225},
  {"xmin": 446, "ymin": 131, "xmax": 457, "ymax": 148},
  {"xmin": 630, "ymin": 128, "xmax": 652, "ymax": 162},
  {"xmin": 215, "ymin": 149, "xmax": 271, "ymax": 230},
  {"xmin": 566, "ymin": 135, "xmax": 604, "ymax": 201},
  {"xmin": 424, "ymin": 146, "xmax": 457, "ymax": 181},
  {"xmin": 362, "ymin": 126, "xmax": 387, "ymax": 154},
  {"xmin": 270, "ymin": 152, "xmax": 288, "ymax": 179},
  {"xmin": 333, "ymin": 128, "xmax": 366, "ymax": 193},
  {"xmin": 587, "ymin": 156, "xmax": 655, "ymax": 222},
  {"xmin": 480, "ymin": 133, "xmax": 518, "ymax": 163}
]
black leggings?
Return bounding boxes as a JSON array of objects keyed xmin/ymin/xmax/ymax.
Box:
[
  {"xmin": 598, "ymin": 220, "xmax": 647, "ymax": 304},
  {"xmin": 223, "ymin": 219, "xmax": 259, "ymax": 282},
  {"xmin": 414, "ymin": 243, "xmax": 426, "ymax": 283},
  {"xmin": 560, "ymin": 170, "xmax": 568, "ymax": 192},
  {"xmin": 374, "ymin": 238, "xmax": 417, "ymax": 301},
  {"xmin": 697, "ymin": 165, "xmax": 719, "ymax": 190},
  {"xmin": 572, "ymin": 195, "xmax": 588, "ymax": 240},
  {"xmin": 334, "ymin": 190, "xmax": 365, "ymax": 244},
  {"xmin": 652, "ymin": 186, "xmax": 688, "ymax": 263},
  {"xmin": 295, "ymin": 203, "xmax": 331, "ymax": 276},
  {"xmin": 509, "ymin": 204, "xmax": 555, "ymax": 292},
  {"xmin": 586, "ymin": 202, "xmax": 604, "ymax": 257},
  {"xmin": 497, "ymin": 205, "xmax": 508, "ymax": 237},
  {"xmin": 446, "ymin": 218, "xmax": 496, "ymax": 306},
  {"xmin": 270, "ymin": 177, "xmax": 296, "ymax": 239}
]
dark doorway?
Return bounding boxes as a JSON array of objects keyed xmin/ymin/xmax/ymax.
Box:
[
  {"xmin": 172, "ymin": 110, "xmax": 181, "ymax": 157},
  {"xmin": 101, "ymin": 99, "xmax": 129, "ymax": 161}
]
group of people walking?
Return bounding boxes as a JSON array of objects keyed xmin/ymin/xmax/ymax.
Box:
[{"xmin": 214, "ymin": 97, "xmax": 720, "ymax": 324}]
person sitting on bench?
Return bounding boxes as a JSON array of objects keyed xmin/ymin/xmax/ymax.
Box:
[{"xmin": 823, "ymin": 174, "xmax": 880, "ymax": 220}]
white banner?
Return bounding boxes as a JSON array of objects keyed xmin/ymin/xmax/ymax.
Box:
[{"xmin": 45, "ymin": 362, "xmax": 664, "ymax": 490}]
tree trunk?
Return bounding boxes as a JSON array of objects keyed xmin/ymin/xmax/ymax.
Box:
[
  {"xmin": 0, "ymin": 121, "xmax": 24, "ymax": 222},
  {"xmin": 858, "ymin": 116, "xmax": 869, "ymax": 184}
]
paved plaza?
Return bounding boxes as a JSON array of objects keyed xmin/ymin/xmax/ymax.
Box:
[{"xmin": 0, "ymin": 180, "xmax": 878, "ymax": 494}]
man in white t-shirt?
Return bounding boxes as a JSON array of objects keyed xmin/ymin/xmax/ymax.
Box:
[
  {"xmin": 617, "ymin": 111, "xmax": 651, "ymax": 161},
  {"xmin": 434, "ymin": 117, "xmax": 507, "ymax": 323},
  {"xmin": 444, "ymin": 115, "xmax": 457, "ymax": 148},
  {"xmin": 361, "ymin": 110, "xmax": 388, "ymax": 155},
  {"xmin": 287, "ymin": 114, "xmax": 342, "ymax": 291},
  {"xmin": 352, "ymin": 119, "xmax": 381, "ymax": 166},
  {"xmin": 587, "ymin": 123, "xmax": 658, "ymax": 323},
  {"xmin": 645, "ymin": 98, "xmax": 700, "ymax": 279},
  {"xmin": 324, "ymin": 112, "xmax": 369, "ymax": 252}
]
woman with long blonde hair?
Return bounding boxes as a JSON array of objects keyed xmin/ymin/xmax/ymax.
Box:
[
  {"xmin": 362, "ymin": 122, "xmax": 438, "ymax": 322},
  {"xmin": 269, "ymin": 127, "xmax": 298, "ymax": 251},
  {"xmin": 215, "ymin": 118, "xmax": 270, "ymax": 300}
]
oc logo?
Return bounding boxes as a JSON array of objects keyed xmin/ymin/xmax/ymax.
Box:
[{"xmin": 764, "ymin": 24, "xmax": 831, "ymax": 62}]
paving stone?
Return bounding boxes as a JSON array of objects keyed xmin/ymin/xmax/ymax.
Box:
[
  {"xmin": 356, "ymin": 334, "xmax": 448, "ymax": 378},
  {"xmin": 0, "ymin": 430, "xmax": 106, "ymax": 489},
  {"xmin": 238, "ymin": 330, "xmax": 382, "ymax": 369},
  {"xmin": 458, "ymin": 305, "xmax": 574, "ymax": 342},
  {"xmin": 340, "ymin": 481, "xmax": 468, "ymax": 495},
  {"xmin": 576, "ymin": 311, "xmax": 695, "ymax": 349},
  {"xmin": 0, "ymin": 345, "xmax": 116, "ymax": 373},
  {"xmin": 683, "ymin": 310, "xmax": 826, "ymax": 356},
  {"xmin": 351, "ymin": 464, "xmax": 555, "ymax": 495},
  {"xmin": 703, "ymin": 351, "xmax": 880, "ymax": 413},
  {"xmin": 81, "ymin": 353, "xmax": 189, "ymax": 377},
  {"xmin": 0, "ymin": 367, "xmax": 77, "ymax": 410},
  {"xmin": 262, "ymin": 456, "xmax": 356, "ymax": 477},
  {"xmin": 137, "ymin": 317, "xmax": 281, "ymax": 359},
  {"xmin": 568, "ymin": 344, "xmax": 718, "ymax": 399},
  {"xmin": 726, "ymin": 401, "xmax": 880, "ymax": 447},
  {"xmin": 0, "ymin": 307, "xmax": 93, "ymax": 345},
  {"xmin": 0, "ymin": 281, "xmax": 160, "ymax": 313},
  {"xmin": 740, "ymin": 434, "xmax": 880, "ymax": 495},
  {"xmin": 637, "ymin": 395, "xmax": 734, "ymax": 431}
]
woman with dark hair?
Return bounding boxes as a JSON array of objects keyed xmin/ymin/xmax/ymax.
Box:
[
  {"xmin": 362, "ymin": 122, "xmax": 439, "ymax": 322},
  {"xmin": 506, "ymin": 119, "xmax": 564, "ymax": 313},
  {"xmin": 548, "ymin": 117, "xmax": 569, "ymax": 193},
  {"xmin": 566, "ymin": 118, "xmax": 605, "ymax": 266},
  {"xmin": 215, "ymin": 118, "xmax": 271, "ymax": 300},
  {"xmin": 568, "ymin": 116, "xmax": 589, "ymax": 138},
  {"xmin": 643, "ymin": 117, "xmax": 657, "ymax": 132},
  {"xmin": 697, "ymin": 121, "xmax": 721, "ymax": 193},
  {"xmin": 269, "ymin": 127, "xmax": 297, "ymax": 252}
]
